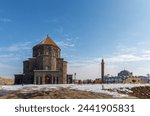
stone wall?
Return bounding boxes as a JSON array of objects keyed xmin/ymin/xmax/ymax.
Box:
[
  {"xmin": 34, "ymin": 70, "xmax": 60, "ymax": 84},
  {"xmin": 15, "ymin": 36, "xmax": 69, "ymax": 85}
]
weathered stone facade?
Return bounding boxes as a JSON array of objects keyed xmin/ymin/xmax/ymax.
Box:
[{"xmin": 15, "ymin": 35, "xmax": 72, "ymax": 84}]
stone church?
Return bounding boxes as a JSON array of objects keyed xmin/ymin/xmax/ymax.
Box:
[{"xmin": 15, "ymin": 35, "xmax": 73, "ymax": 84}]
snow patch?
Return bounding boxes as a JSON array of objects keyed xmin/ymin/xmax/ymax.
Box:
[{"xmin": 0, "ymin": 84, "xmax": 150, "ymax": 98}]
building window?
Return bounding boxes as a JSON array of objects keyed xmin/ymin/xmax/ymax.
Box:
[
  {"xmin": 46, "ymin": 52, "xmax": 49, "ymax": 55},
  {"xmin": 45, "ymin": 66, "xmax": 48, "ymax": 70},
  {"xmin": 53, "ymin": 52, "xmax": 55, "ymax": 57}
]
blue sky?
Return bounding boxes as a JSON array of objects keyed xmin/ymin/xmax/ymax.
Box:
[{"xmin": 0, "ymin": 0, "xmax": 150, "ymax": 79}]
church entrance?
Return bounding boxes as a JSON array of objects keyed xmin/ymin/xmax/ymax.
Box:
[{"xmin": 45, "ymin": 75, "xmax": 52, "ymax": 84}]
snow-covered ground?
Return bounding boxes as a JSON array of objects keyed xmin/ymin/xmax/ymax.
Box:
[
  {"xmin": 0, "ymin": 84, "xmax": 150, "ymax": 98},
  {"xmin": 70, "ymin": 84, "xmax": 150, "ymax": 98}
]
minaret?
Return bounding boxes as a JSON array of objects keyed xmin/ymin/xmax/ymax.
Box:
[{"xmin": 101, "ymin": 59, "xmax": 104, "ymax": 83}]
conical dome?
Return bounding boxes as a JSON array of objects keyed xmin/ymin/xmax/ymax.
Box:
[{"xmin": 37, "ymin": 35, "xmax": 60, "ymax": 49}]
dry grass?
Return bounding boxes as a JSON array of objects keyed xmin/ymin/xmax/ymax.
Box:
[
  {"xmin": 0, "ymin": 77, "xmax": 14, "ymax": 85},
  {"xmin": 116, "ymin": 86, "xmax": 150, "ymax": 99},
  {"xmin": 0, "ymin": 88, "xmax": 112, "ymax": 99}
]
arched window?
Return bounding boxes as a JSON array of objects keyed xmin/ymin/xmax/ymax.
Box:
[
  {"xmin": 46, "ymin": 52, "xmax": 49, "ymax": 55},
  {"xmin": 53, "ymin": 76, "xmax": 55, "ymax": 84},
  {"xmin": 57, "ymin": 77, "xmax": 59, "ymax": 84},
  {"xmin": 45, "ymin": 75, "xmax": 52, "ymax": 84},
  {"xmin": 45, "ymin": 66, "xmax": 48, "ymax": 70},
  {"xmin": 36, "ymin": 77, "xmax": 38, "ymax": 84},
  {"xmin": 40, "ymin": 77, "xmax": 42, "ymax": 84}
]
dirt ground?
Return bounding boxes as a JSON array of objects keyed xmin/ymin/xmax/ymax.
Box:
[
  {"xmin": 0, "ymin": 88, "xmax": 113, "ymax": 99},
  {"xmin": 0, "ymin": 78, "xmax": 14, "ymax": 85},
  {"xmin": 1, "ymin": 86, "xmax": 149, "ymax": 99},
  {"xmin": 117, "ymin": 86, "xmax": 150, "ymax": 99}
]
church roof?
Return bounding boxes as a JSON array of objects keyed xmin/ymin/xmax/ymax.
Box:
[{"xmin": 38, "ymin": 35, "xmax": 60, "ymax": 49}]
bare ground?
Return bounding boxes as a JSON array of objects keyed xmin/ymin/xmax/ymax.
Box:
[
  {"xmin": 117, "ymin": 86, "xmax": 150, "ymax": 99},
  {"xmin": 2, "ymin": 86, "xmax": 149, "ymax": 99},
  {"xmin": 0, "ymin": 77, "xmax": 14, "ymax": 85},
  {"xmin": 0, "ymin": 88, "xmax": 113, "ymax": 99}
]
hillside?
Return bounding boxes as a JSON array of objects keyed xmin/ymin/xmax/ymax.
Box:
[{"xmin": 0, "ymin": 77, "xmax": 14, "ymax": 85}]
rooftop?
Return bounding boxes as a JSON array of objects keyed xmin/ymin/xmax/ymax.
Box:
[{"xmin": 37, "ymin": 35, "xmax": 60, "ymax": 49}]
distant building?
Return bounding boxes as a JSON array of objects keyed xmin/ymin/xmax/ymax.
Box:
[
  {"xmin": 118, "ymin": 70, "xmax": 132, "ymax": 77},
  {"xmin": 67, "ymin": 74, "xmax": 73, "ymax": 84},
  {"xmin": 94, "ymin": 78, "xmax": 102, "ymax": 84},
  {"xmin": 104, "ymin": 70, "xmax": 149, "ymax": 84},
  {"xmin": 15, "ymin": 35, "xmax": 72, "ymax": 84},
  {"xmin": 83, "ymin": 79, "xmax": 94, "ymax": 84},
  {"xmin": 138, "ymin": 76, "xmax": 149, "ymax": 83},
  {"xmin": 123, "ymin": 76, "xmax": 142, "ymax": 84},
  {"xmin": 100, "ymin": 59, "xmax": 149, "ymax": 84},
  {"xmin": 14, "ymin": 74, "xmax": 24, "ymax": 84}
]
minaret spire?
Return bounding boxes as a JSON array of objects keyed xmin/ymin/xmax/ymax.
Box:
[{"xmin": 101, "ymin": 58, "xmax": 105, "ymax": 83}]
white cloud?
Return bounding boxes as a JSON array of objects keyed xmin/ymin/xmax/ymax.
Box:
[
  {"xmin": 143, "ymin": 50, "xmax": 150, "ymax": 54},
  {"xmin": 67, "ymin": 48, "xmax": 150, "ymax": 79},
  {"xmin": 115, "ymin": 43, "xmax": 138, "ymax": 54},
  {"xmin": 0, "ymin": 41, "xmax": 32, "ymax": 78},
  {"xmin": 0, "ymin": 18, "xmax": 12, "ymax": 22},
  {"xmin": 57, "ymin": 40, "xmax": 75, "ymax": 48},
  {"xmin": 106, "ymin": 52, "xmax": 150, "ymax": 63},
  {"xmin": 0, "ymin": 54, "xmax": 20, "ymax": 63},
  {"xmin": 0, "ymin": 63, "xmax": 14, "ymax": 69},
  {"xmin": 106, "ymin": 54, "xmax": 140, "ymax": 62},
  {"xmin": 56, "ymin": 36, "xmax": 77, "ymax": 48},
  {"xmin": 0, "ymin": 41, "xmax": 33, "ymax": 72},
  {"xmin": 0, "ymin": 41, "xmax": 32, "ymax": 52},
  {"xmin": 66, "ymin": 38, "xmax": 150, "ymax": 79},
  {"xmin": 68, "ymin": 59, "xmax": 100, "ymax": 79}
]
